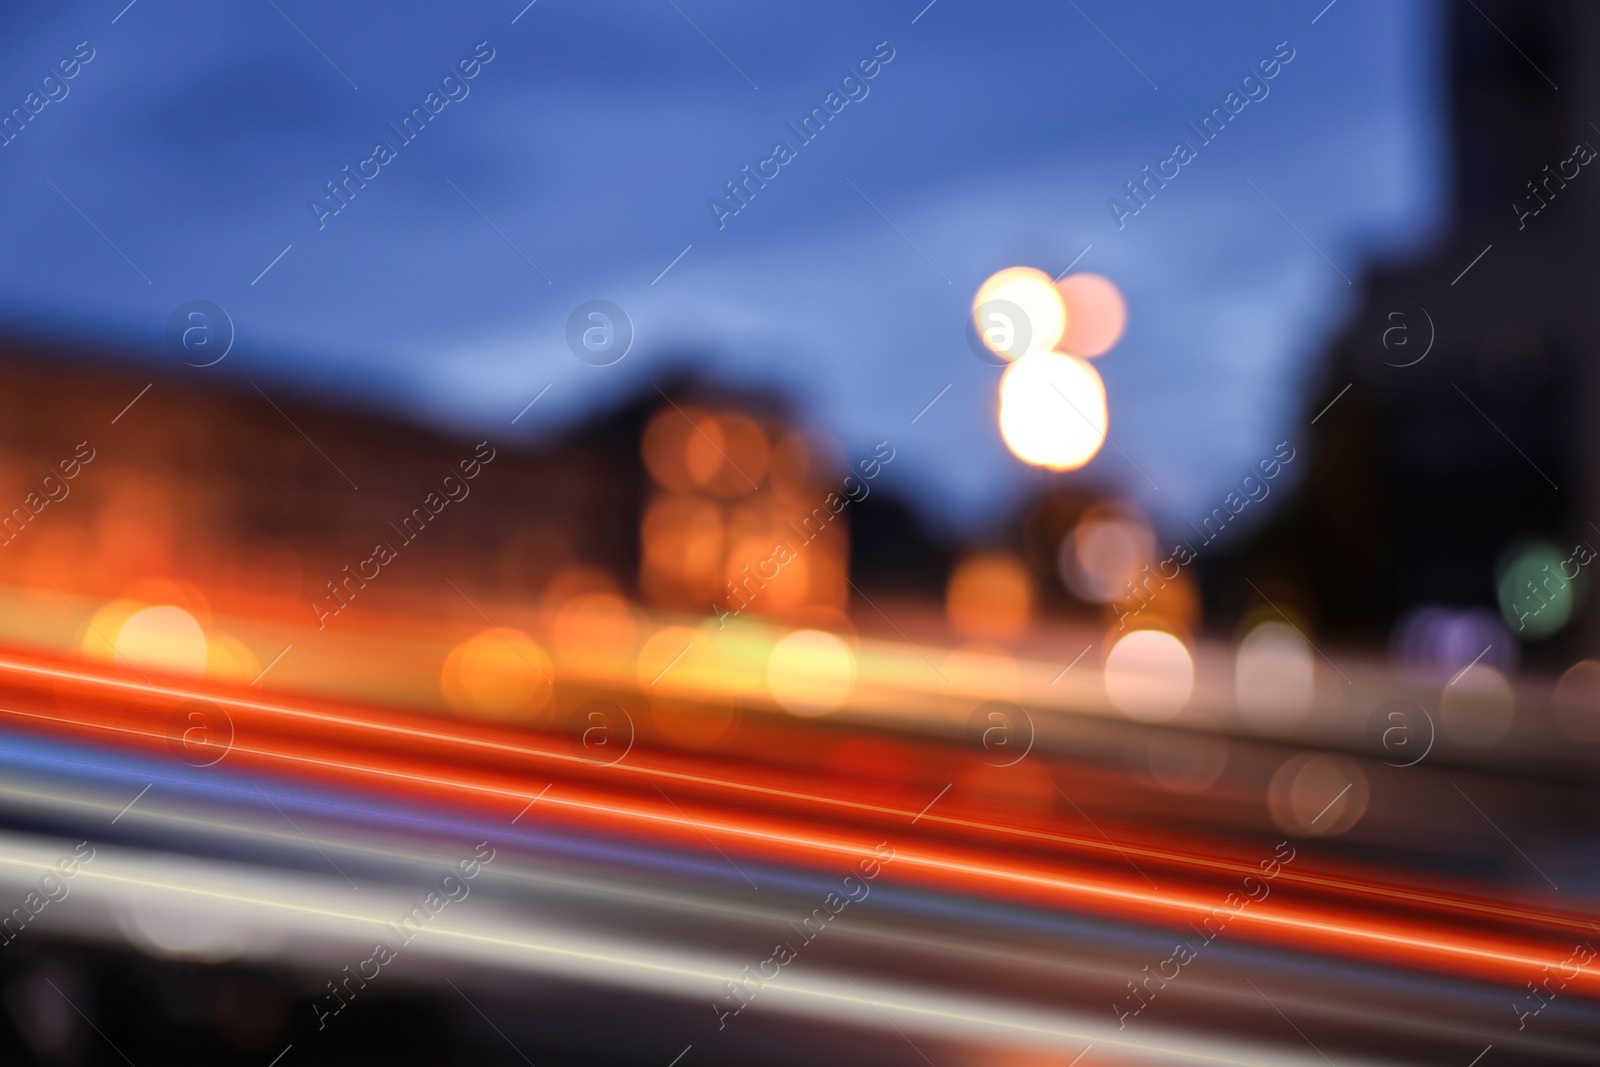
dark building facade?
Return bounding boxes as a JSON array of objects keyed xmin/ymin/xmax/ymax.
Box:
[{"xmin": 1221, "ymin": 0, "xmax": 1600, "ymax": 662}]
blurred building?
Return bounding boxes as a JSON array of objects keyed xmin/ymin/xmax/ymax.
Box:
[
  {"xmin": 636, "ymin": 398, "xmax": 849, "ymax": 624},
  {"xmin": 1223, "ymin": 0, "xmax": 1600, "ymax": 663},
  {"xmin": 0, "ymin": 336, "xmax": 852, "ymax": 629}
]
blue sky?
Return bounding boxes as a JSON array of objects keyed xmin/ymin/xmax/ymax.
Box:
[{"xmin": 0, "ymin": 0, "xmax": 1445, "ymax": 535}]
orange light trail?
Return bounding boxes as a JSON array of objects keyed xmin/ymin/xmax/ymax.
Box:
[{"xmin": 0, "ymin": 650, "xmax": 1594, "ymax": 997}]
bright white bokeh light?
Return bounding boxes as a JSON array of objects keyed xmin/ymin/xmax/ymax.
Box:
[
  {"xmin": 116, "ymin": 896, "xmax": 268, "ymax": 963},
  {"xmin": 999, "ymin": 352, "xmax": 1107, "ymax": 471},
  {"xmin": 115, "ymin": 605, "xmax": 207, "ymax": 678},
  {"xmin": 1104, "ymin": 630, "xmax": 1194, "ymax": 722},
  {"xmin": 767, "ymin": 629, "xmax": 856, "ymax": 716},
  {"xmin": 1234, "ymin": 621, "xmax": 1315, "ymax": 727},
  {"xmin": 972, "ymin": 267, "xmax": 1067, "ymax": 360}
]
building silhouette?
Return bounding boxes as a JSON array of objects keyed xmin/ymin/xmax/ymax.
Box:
[
  {"xmin": 0, "ymin": 336, "xmax": 849, "ymax": 631},
  {"xmin": 1221, "ymin": 0, "xmax": 1600, "ymax": 663}
]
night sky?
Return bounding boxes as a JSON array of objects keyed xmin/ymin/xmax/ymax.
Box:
[{"xmin": 0, "ymin": 0, "xmax": 1444, "ymax": 533}]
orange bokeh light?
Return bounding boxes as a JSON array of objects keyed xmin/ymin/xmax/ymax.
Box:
[
  {"xmin": 641, "ymin": 407, "xmax": 704, "ymax": 493},
  {"xmin": 440, "ymin": 628, "xmax": 554, "ymax": 723},
  {"xmin": 640, "ymin": 494, "xmax": 725, "ymax": 604},
  {"xmin": 946, "ymin": 554, "xmax": 1033, "ymax": 640},
  {"xmin": 684, "ymin": 412, "xmax": 769, "ymax": 497},
  {"xmin": 550, "ymin": 592, "xmax": 641, "ymax": 675}
]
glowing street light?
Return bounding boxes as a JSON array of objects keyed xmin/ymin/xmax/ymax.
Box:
[
  {"xmin": 978, "ymin": 266, "xmax": 1126, "ymax": 472},
  {"xmin": 972, "ymin": 267, "xmax": 1066, "ymax": 361},
  {"xmin": 998, "ymin": 350, "xmax": 1107, "ymax": 470}
]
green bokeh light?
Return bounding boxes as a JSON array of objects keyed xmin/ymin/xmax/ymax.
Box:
[{"xmin": 1497, "ymin": 540, "xmax": 1580, "ymax": 639}]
